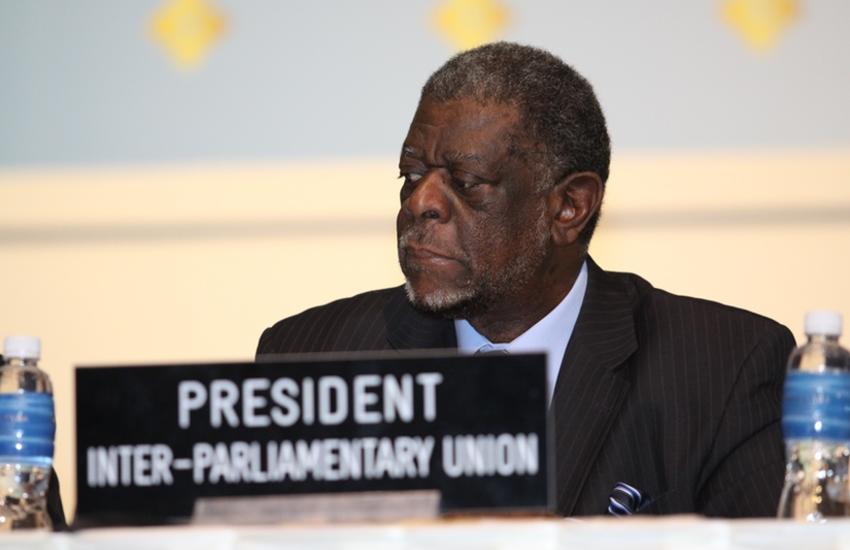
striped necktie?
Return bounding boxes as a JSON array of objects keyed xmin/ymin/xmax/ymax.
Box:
[{"xmin": 475, "ymin": 344, "xmax": 509, "ymax": 355}]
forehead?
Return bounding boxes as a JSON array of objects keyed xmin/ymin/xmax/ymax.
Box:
[{"xmin": 402, "ymin": 98, "xmax": 523, "ymax": 160}]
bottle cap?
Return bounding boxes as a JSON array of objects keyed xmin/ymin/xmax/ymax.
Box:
[
  {"xmin": 804, "ymin": 311, "xmax": 843, "ymax": 337},
  {"xmin": 3, "ymin": 336, "xmax": 41, "ymax": 360}
]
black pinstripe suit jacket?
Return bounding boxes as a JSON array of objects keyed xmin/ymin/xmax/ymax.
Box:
[{"xmin": 257, "ymin": 258, "xmax": 796, "ymax": 517}]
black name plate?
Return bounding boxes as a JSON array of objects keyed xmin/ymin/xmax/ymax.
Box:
[{"xmin": 75, "ymin": 353, "xmax": 550, "ymax": 526}]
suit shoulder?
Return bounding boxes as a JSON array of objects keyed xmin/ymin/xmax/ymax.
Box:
[
  {"xmin": 257, "ymin": 287, "xmax": 402, "ymax": 355},
  {"xmin": 656, "ymin": 286, "xmax": 791, "ymax": 341},
  {"xmin": 611, "ymin": 269, "xmax": 795, "ymax": 359}
]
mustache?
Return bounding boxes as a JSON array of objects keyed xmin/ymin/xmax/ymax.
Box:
[{"xmin": 397, "ymin": 229, "xmax": 466, "ymax": 261}]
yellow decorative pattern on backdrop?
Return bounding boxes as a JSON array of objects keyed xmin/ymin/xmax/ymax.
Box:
[
  {"xmin": 723, "ymin": 0, "xmax": 799, "ymax": 52},
  {"xmin": 150, "ymin": 0, "xmax": 226, "ymax": 68},
  {"xmin": 433, "ymin": 0, "xmax": 510, "ymax": 51}
]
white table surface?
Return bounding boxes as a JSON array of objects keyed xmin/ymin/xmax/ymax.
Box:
[{"xmin": 5, "ymin": 516, "xmax": 850, "ymax": 550}]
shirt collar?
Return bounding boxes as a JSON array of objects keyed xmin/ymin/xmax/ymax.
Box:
[{"xmin": 454, "ymin": 261, "xmax": 588, "ymax": 396}]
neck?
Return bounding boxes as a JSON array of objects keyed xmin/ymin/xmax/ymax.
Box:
[{"xmin": 466, "ymin": 256, "xmax": 583, "ymax": 343}]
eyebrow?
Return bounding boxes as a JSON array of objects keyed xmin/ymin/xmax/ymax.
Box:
[
  {"xmin": 400, "ymin": 147, "xmax": 488, "ymax": 174},
  {"xmin": 444, "ymin": 150, "xmax": 485, "ymax": 168}
]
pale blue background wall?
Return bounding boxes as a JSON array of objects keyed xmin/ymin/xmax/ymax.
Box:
[{"xmin": 3, "ymin": 0, "xmax": 850, "ymax": 167}]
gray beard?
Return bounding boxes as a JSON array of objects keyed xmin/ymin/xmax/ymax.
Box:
[
  {"xmin": 403, "ymin": 280, "xmax": 478, "ymax": 317},
  {"xmin": 400, "ymin": 206, "xmax": 550, "ymax": 319}
]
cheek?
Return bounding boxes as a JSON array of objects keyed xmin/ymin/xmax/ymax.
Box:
[
  {"xmin": 458, "ymin": 217, "xmax": 511, "ymax": 268},
  {"xmin": 396, "ymin": 205, "xmax": 410, "ymax": 227},
  {"xmin": 506, "ymin": 195, "xmax": 547, "ymax": 235},
  {"xmin": 466, "ymin": 201, "xmax": 547, "ymax": 265},
  {"xmin": 396, "ymin": 208, "xmax": 418, "ymax": 243}
]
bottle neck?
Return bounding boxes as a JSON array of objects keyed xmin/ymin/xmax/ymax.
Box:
[
  {"xmin": 4, "ymin": 357, "xmax": 39, "ymax": 368},
  {"xmin": 807, "ymin": 334, "xmax": 840, "ymax": 344}
]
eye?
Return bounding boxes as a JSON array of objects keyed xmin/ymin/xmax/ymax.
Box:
[
  {"xmin": 454, "ymin": 179, "xmax": 480, "ymax": 191},
  {"xmin": 451, "ymin": 172, "xmax": 488, "ymax": 192},
  {"xmin": 404, "ymin": 172, "xmax": 423, "ymax": 184},
  {"xmin": 398, "ymin": 172, "xmax": 423, "ymax": 189},
  {"xmin": 398, "ymin": 172, "xmax": 423, "ymax": 201}
]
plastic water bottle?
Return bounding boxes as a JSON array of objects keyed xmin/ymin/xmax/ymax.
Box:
[
  {"xmin": 0, "ymin": 336, "xmax": 56, "ymax": 530},
  {"xmin": 778, "ymin": 311, "xmax": 850, "ymax": 521}
]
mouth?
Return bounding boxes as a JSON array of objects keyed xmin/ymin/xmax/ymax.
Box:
[
  {"xmin": 403, "ymin": 245, "xmax": 458, "ymax": 262},
  {"xmin": 400, "ymin": 243, "xmax": 468, "ymax": 277}
]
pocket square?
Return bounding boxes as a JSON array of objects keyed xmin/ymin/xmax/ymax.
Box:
[{"xmin": 607, "ymin": 481, "xmax": 647, "ymax": 516}]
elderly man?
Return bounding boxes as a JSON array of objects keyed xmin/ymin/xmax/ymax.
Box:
[{"xmin": 258, "ymin": 42, "xmax": 795, "ymax": 517}]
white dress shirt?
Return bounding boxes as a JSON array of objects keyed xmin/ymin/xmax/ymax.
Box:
[{"xmin": 454, "ymin": 261, "xmax": 588, "ymax": 399}]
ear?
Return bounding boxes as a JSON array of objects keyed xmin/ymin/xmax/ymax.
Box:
[{"xmin": 546, "ymin": 171, "xmax": 604, "ymax": 247}]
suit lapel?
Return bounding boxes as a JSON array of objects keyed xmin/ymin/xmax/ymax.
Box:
[
  {"xmin": 552, "ymin": 258, "xmax": 638, "ymax": 515},
  {"xmin": 383, "ymin": 287, "xmax": 457, "ymax": 350},
  {"xmin": 381, "ymin": 263, "xmax": 637, "ymax": 515}
]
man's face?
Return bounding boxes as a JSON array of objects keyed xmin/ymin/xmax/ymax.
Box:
[{"xmin": 396, "ymin": 97, "xmax": 552, "ymax": 318}]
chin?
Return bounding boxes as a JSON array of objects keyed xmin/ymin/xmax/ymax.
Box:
[{"xmin": 403, "ymin": 280, "xmax": 481, "ymax": 318}]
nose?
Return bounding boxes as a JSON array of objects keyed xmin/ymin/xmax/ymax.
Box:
[{"xmin": 403, "ymin": 170, "xmax": 450, "ymax": 222}]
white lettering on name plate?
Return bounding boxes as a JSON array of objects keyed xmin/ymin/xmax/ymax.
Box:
[
  {"xmin": 177, "ymin": 373, "xmax": 443, "ymax": 429},
  {"xmin": 85, "ymin": 433, "xmax": 539, "ymax": 489}
]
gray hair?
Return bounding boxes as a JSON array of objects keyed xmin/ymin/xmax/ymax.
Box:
[{"xmin": 421, "ymin": 42, "xmax": 610, "ymax": 244}]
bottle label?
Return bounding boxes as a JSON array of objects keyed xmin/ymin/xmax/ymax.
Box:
[
  {"xmin": 782, "ymin": 371, "xmax": 850, "ymax": 442},
  {"xmin": 0, "ymin": 392, "xmax": 55, "ymax": 466}
]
